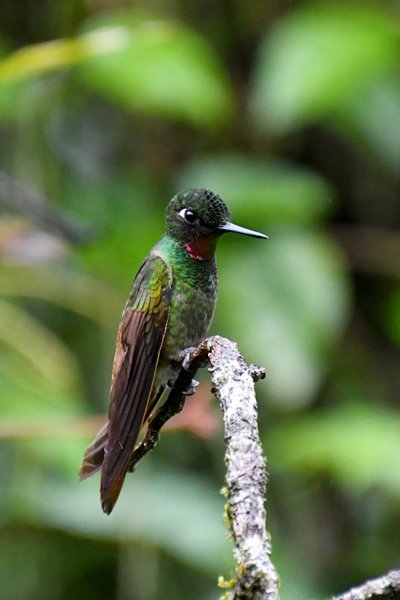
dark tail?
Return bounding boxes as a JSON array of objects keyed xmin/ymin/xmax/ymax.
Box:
[
  {"xmin": 100, "ymin": 384, "xmax": 166, "ymax": 514},
  {"xmin": 79, "ymin": 420, "xmax": 126, "ymax": 514},
  {"xmin": 79, "ymin": 421, "xmax": 108, "ymax": 480},
  {"xmin": 80, "ymin": 385, "xmax": 166, "ymax": 514}
]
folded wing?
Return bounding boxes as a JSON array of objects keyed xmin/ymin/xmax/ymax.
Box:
[{"xmin": 80, "ymin": 255, "xmax": 172, "ymax": 514}]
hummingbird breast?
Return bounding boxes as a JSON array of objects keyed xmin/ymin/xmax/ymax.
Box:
[
  {"xmin": 154, "ymin": 239, "xmax": 218, "ymax": 365},
  {"xmin": 163, "ymin": 270, "xmax": 218, "ymax": 361}
]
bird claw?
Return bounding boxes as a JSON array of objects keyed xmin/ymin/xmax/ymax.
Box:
[
  {"xmin": 182, "ymin": 348, "xmax": 196, "ymax": 370},
  {"xmin": 167, "ymin": 377, "xmax": 199, "ymax": 396},
  {"xmin": 182, "ymin": 378, "xmax": 199, "ymax": 396}
]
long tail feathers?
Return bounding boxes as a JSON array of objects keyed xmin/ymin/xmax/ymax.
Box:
[
  {"xmin": 79, "ymin": 420, "xmax": 126, "ymax": 514},
  {"xmin": 99, "ymin": 384, "xmax": 167, "ymax": 514},
  {"xmin": 79, "ymin": 421, "xmax": 109, "ymax": 481},
  {"xmin": 79, "ymin": 419, "xmax": 132, "ymax": 514}
]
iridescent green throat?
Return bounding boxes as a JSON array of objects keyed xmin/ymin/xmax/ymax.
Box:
[{"xmin": 157, "ymin": 236, "xmax": 217, "ymax": 287}]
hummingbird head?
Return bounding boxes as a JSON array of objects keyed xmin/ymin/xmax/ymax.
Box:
[{"xmin": 166, "ymin": 188, "xmax": 267, "ymax": 252}]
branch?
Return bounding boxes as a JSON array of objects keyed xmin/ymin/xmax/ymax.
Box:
[
  {"xmin": 331, "ymin": 570, "xmax": 400, "ymax": 600},
  {"xmin": 208, "ymin": 336, "xmax": 279, "ymax": 600},
  {"xmin": 0, "ymin": 170, "xmax": 94, "ymax": 244},
  {"xmin": 129, "ymin": 335, "xmax": 279, "ymax": 600}
]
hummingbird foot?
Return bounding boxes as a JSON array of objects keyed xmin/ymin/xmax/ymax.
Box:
[
  {"xmin": 182, "ymin": 378, "xmax": 199, "ymax": 396},
  {"xmin": 182, "ymin": 346, "xmax": 209, "ymax": 370},
  {"xmin": 167, "ymin": 377, "xmax": 199, "ymax": 396},
  {"xmin": 127, "ymin": 428, "xmax": 161, "ymax": 473}
]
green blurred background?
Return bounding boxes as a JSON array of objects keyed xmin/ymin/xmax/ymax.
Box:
[{"xmin": 0, "ymin": 1, "xmax": 399, "ymax": 599}]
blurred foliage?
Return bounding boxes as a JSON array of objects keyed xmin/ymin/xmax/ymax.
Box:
[{"xmin": 0, "ymin": 1, "xmax": 399, "ymax": 599}]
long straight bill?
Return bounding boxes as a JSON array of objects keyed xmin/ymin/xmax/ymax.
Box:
[{"xmin": 216, "ymin": 221, "xmax": 268, "ymax": 239}]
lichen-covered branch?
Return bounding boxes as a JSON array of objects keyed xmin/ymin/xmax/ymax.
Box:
[
  {"xmin": 207, "ymin": 336, "xmax": 279, "ymax": 600},
  {"xmin": 331, "ymin": 570, "xmax": 400, "ymax": 600},
  {"xmin": 128, "ymin": 335, "xmax": 279, "ymax": 599}
]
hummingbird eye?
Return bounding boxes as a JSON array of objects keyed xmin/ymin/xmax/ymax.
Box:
[{"xmin": 179, "ymin": 208, "xmax": 197, "ymax": 224}]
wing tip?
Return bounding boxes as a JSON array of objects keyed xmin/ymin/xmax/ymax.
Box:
[
  {"xmin": 100, "ymin": 469, "xmax": 126, "ymax": 515},
  {"xmin": 102, "ymin": 500, "xmax": 113, "ymax": 515}
]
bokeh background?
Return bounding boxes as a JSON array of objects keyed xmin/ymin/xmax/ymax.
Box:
[{"xmin": 0, "ymin": 1, "xmax": 399, "ymax": 599}]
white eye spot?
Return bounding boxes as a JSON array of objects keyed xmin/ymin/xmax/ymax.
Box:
[{"xmin": 179, "ymin": 208, "xmax": 197, "ymax": 223}]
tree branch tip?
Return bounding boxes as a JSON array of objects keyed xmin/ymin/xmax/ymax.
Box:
[{"xmin": 249, "ymin": 364, "xmax": 267, "ymax": 382}]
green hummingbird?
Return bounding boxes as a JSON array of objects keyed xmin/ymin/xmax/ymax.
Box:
[{"xmin": 79, "ymin": 188, "xmax": 267, "ymax": 514}]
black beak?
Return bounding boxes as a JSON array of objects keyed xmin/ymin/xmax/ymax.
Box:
[{"xmin": 216, "ymin": 221, "xmax": 268, "ymax": 239}]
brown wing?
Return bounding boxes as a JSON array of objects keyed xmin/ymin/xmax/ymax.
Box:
[
  {"xmin": 99, "ymin": 255, "xmax": 172, "ymax": 514},
  {"xmin": 79, "ymin": 386, "xmax": 166, "ymax": 483},
  {"xmin": 79, "ymin": 382, "xmax": 166, "ymax": 482}
]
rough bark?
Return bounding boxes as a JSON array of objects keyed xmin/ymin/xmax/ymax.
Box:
[
  {"xmin": 331, "ymin": 570, "xmax": 400, "ymax": 600},
  {"xmin": 130, "ymin": 335, "xmax": 279, "ymax": 599},
  {"xmin": 207, "ymin": 336, "xmax": 279, "ymax": 600}
]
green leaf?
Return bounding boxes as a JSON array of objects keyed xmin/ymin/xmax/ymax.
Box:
[
  {"xmin": 267, "ymin": 402, "xmax": 400, "ymax": 497},
  {"xmin": 384, "ymin": 288, "xmax": 400, "ymax": 345},
  {"xmin": 176, "ymin": 153, "xmax": 334, "ymax": 225},
  {"xmin": 0, "ymin": 38, "xmax": 26, "ymax": 121},
  {"xmin": 0, "ymin": 299, "xmax": 79, "ymax": 398},
  {"xmin": 250, "ymin": 3, "xmax": 399, "ymax": 133},
  {"xmin": 334, "ymin": 74, "xmax": 400, "ymax": 173},
  {"xmin": 0, "ymin": 298, "xmax": 86, "ymax": 474},
  {"xmin": 216, "ymin": 229, "xmax": 350, "ymax": 407},
  {"xmin": 76, "ymin": 12, "xmax": 233, "ymax": 127},
  {"xmin": 0, "ymin": 348, "xmax": 80, "ymax": 419},
  {"xmin": 0, "ymin": 265, "xmax": 119, "ymax": 326},
  {"xmin": 18, "ymin": 467, "xmax": 233, "ymax": 574},
  {"xmin": 0, "ymin": 12, "xmax": 233, "ymax": 127}
]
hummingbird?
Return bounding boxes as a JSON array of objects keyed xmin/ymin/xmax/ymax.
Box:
[{"xmin": 79, "ymin": 188, "xmax": 267, "ymax": 514}]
